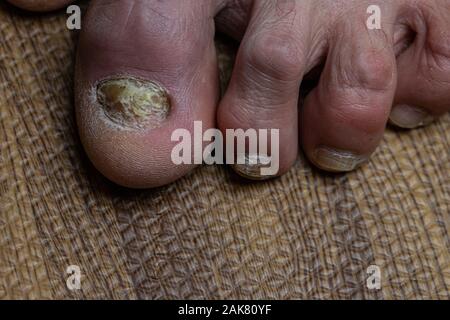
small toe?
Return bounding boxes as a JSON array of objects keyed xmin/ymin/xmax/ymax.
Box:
[
  {"xmin": 302, "ymin": 17, "xmax": 397, "ymax": 172},
  {"xmin": 392, "ymin": 1, "xmax": 450, "ymax": 129}
]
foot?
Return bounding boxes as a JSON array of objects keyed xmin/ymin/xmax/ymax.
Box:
[{"xmin": 75, "ymin": 0, "xmax": 450, "ymax": 188}]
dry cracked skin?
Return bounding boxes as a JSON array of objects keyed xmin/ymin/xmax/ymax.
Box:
[{"xmin": 96, "ymin": 77, "xmax": 171, "ymax": 130}]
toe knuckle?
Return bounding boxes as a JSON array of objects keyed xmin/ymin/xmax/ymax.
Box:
[
  {"xmin": 247, "ymin": 31, "xmax": 305, "ymax": 81},
  {"xmin": 345, "ymin": 49, "xmax": 395, "ymax": 92}
]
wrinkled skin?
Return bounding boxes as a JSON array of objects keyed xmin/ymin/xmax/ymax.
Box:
[{"xmin": 13, "ymin": 0, "xmax": 450, "ymax": 187}]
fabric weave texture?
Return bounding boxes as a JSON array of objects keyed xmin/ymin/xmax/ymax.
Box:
[{"xmin": 0, "ymin": 1, "xmax": 448, "ymax": 299}]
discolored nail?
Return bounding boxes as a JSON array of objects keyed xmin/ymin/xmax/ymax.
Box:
[
  {"xmin": 313, "ymin": 147, "xmax": 367, "ymax": 172},
  {"xmin": 96, "ymin": 77, "xmax": 170, "ymax": 129},
  {"xmin": 389, "ymin": 105, "xmax": 434, "ymax": 129},
  {"xmin": 232, "ymin": 153, "xmax": 276, "ymax": 180}
]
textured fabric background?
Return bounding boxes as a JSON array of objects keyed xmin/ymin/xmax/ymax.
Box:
[{"xmin": 0, "ymin": 1, "xmax": 449, "ymax": 299}]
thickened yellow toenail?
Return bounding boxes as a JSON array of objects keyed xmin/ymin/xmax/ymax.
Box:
[
  {"xmin": 313, "ymin": 147, "xmax": 367, "ymax": 172},
  {"xmin": 97, "ymin": 77, "xmax": 170, "ymax": 129},
  {"xmin": 232, "ymin": 154, "xmax": 275, "ymax": 180}
]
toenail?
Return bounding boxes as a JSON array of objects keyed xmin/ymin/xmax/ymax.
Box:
[
  {"xmin": 96, "ymin": 77, "xmax": 170, "ymax": 129},
  {"xmin": 232, "ymin": 153, "xmax": 275, "ymax": 180},
  {"xmin": 313, "ymin": 147, "xmax": 367, "ymax": 172},
  {"xmin": 389, "ymin": 105, "xmax": 434, "ymax": 129}
]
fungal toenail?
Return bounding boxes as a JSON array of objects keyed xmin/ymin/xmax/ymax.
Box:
[
  {"xmin": 313, "ymin": 147, "xmax": 367, "ymax": 172},
  {"xmin": 96, "ymin": 77, "xmax": 170, "ymax": 129},
  {"xmin": 232, "ymin": 153, "xmax": 276, "ymax": 180}
]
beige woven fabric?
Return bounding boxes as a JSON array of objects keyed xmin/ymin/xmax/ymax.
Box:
[{"xmin": 0, "ymin": 1, "xmax": 449, "ymax": 299}]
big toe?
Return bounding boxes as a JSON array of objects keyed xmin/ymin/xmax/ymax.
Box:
[{"xmin": 75, "ymin": 0, "xmax": 219, "ymax": 188}]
